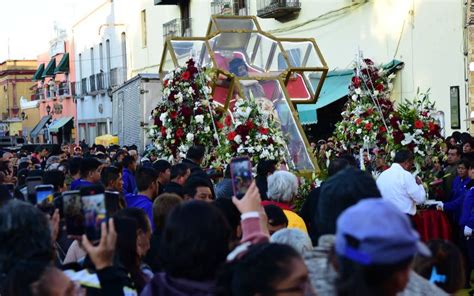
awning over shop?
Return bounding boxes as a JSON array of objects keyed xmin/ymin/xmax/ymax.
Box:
[
  {"xmin": 48, "ymin": 116, "xmax": 73, "ymax": 133},
  {"xmin": 32, "ymin": 63, "xmax": 45, "ymax": 81},
  {"xmin": 296, "ymin": 59, "xmax": 404, "ymax": 125},
  {"xmin": 30, "ymin": 115, "xmax": 52, "ymax": 138},
  {"xmin": 297, "ymin": 70, "xmax": 353, "ymax": 125},
  {"xmin": 42, "ymin": 58, "xmax": 56, "ymax": 78},
  {"xmin": 54, "ymin": 53, "xmax": 69, "ymax": 74}
]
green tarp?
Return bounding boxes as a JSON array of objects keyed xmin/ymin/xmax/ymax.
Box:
[
  {"xmin": 42, "ymin": 58, "xmax": 56, "ymax": 78},
  {"xmin": 48, "ymin": 116, "xmax": 73, "ymax": 133},
  {"xmin": 54, "ymin": 53, "xmax": 69, "ymax": 74},
  {"xmin": 32, "ymin": 63, "xmax": 45, "ymax": 81}
]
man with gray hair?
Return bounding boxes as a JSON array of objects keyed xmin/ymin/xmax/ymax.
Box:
[
  {"xmin": 271, "ymin": 228, "xmax": 313, "ymax": 256},
  {"xmin": 261, "ymin": 170, "xmax": 308, "ymax": 233}
]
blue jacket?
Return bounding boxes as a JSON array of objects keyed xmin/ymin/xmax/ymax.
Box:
[
  {"xmin": 125, "ymin": 193, "xmax": 154, "ymax": 229},
  {"xmin": 70, "ymin": 179, "xmax": 94, "ymax": 190},
  {"xmin": 460, "ymin": 188, "xmax": 474, "ymax": 229},
  {"xmin": 446, "ymin": 176, "xmax": 471, "ymax": 223},
  {"xmin": 122, "ymin": 169, "xmax": 137, "ymax": 195}
]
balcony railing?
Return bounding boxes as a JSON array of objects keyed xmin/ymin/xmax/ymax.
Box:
[
  {"xmin": 211, "ymin": 0, "xmax": 248, "ymax": 16},
  {"xmin": 70, "ymin": 82, "xmax": 77, "ymax": 97},
  {"xmin": 89, "ymin": 75, "xmax": 97, "ymax": 93},
  {"xmin": 81, "ymin": 78, "xmax": 88, "ymax": 95},
  {"xmin": 257, "ymin": 0, "xmax": 301, "ymax": 21},
  {"xmin": 57, "ymin": 82, "xmax": 70, "ymax": 97},
  {"xmin": 96, "ymin": 72, "xmax": 108, "ymax": 91},
  {"xmin": 34, "ymin": 88, "xmax": 45, "ymax": 101},
  {"xmin": 163, "ymin": 18, "xmax": 192, "ymax": 39}
]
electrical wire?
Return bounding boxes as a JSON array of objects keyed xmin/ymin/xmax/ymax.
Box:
[{"xmin": 268, "ymin": 1, "xmax": 369, "ymax": 35}]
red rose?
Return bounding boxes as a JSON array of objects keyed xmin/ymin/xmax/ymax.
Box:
[
  {"xmin": 180, "ymin": 106, "xmax": 193, "ymax": 118},
  {"xmin": 259, "ymin": 127, "xmax": 269, "ymax": 135},
  {"xmin": 245, "ymin": 120, "xmax": 254, "ymax": 129},
  {"xmin": 366, "ymin": 108, "xmax": 374, "ymax": 115},
  {"xmin": 216, "ymin": 121, "xmax": 224, "ymax": 129},
  {"xmin": 389, "ymin": 116, "xmax": 399, "ymax": 128},
  {"xmin": 355, "ymin": 118, "xmax": 363, "ymax": 125},
  {"xmin": 170, "ymin": 111, "xmax": 177, "ymax": 120},
  {"xmin": 181, "ymin": 71, "xmax": 191, "ymax": 81},
  {"xmin": 161, "ymin": 126, "xmax": 167, "ymax": 137},
  {"xmin": 379, "ymin": 126, "xmax": 387, "ymax": 133},
  {"xmin": 154, "ymin": 117, "xmax": 162, "ymax": 126},
  {"xmin": 375, "ymin": 83, "xmax": 384, "ymax": 92},
  {"xmin": 225, "ymin": 115, "xmax": 232, "ymax": 127},
  {"xmin": 352, "ymin": 76, "xmax": 361, "ymax": 88},
  {"xmin": 363, "ymin": 58, "xmax": 374, "ymax": 65},
  {"xmin": 392, "ymin": 130, "xmax": 404, "ymax": 144},
  {"xmin": 164, "ymin": 80, "xmax": 169, "ymax": 87},
  {"xmin": 227, "ymin": 131, "xmax": 237, "ymax": 141},
  {"xmin": 236, "ymin": 125, "xmax": 249, "ymax": 137},
  {"xmin": 414, "ymin": 120, "xmax": 424, "ymax": 129},
  {"xmin": 365, "ymin": 122, "xmax": 373, "ymax": 131},
  {"xmin": 176, "ymin": 128, "xmax": 184, "ymax": 139}
]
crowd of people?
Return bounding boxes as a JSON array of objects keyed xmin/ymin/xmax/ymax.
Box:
[{"xmin": 1, "ymin": 131, "xmax": 474, "ymax": 295}]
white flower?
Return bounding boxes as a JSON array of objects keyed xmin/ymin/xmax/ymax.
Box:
[
  {"xmin": 237, "ymin": 145, "xmax": 245, "ymax": 154},
  {"xmin": 388, "ymin": 73, "xmax": 396, "ymax": 80},
  {"xmin": 356, "ymin": 128, "xmax": 362, "ymax": 134},
  {"xmin": 261, "ymin": 149, "xmax": 270, "ymax": 159},
  {"xmin": 234, "ymin": 135, "xmax": 242, "ymax": 144},
  {"xmin": 351, "ymin": 94, "xmax": 358, "ymax": 101},
  {"xmin": 148, "ymin": 129, "xmax": 156, "ymax": 137},
  {"xmin": 175, "ymin": 92, "xmax": 183, "ymax": 103},
  {"xmin": 401, "ymin": 133, "xmax": 414, "ymax": 145},
  {"xmin": 248, "ymin": 147, "xmax": 255, "ymax": 154},
  {"xmin": 355, "ymin": 88, "xmax": 362, "ymax": 95},
  {"xmin": 256, "ymin": 145, "xmax": 262, "ymax": 152},
  {"xmin": 188, "ymin": 87, "xmax": 195, "ymax": 95},
  {"xmin": 261, "ymin": 135, "xmax": 268, "ymax": 140},
  {"xmin": 204, "ymin": 126, "xmax": 210, "ymax": 132},
  {"xmin": 195, "ymin": 115, "xmax": 204, "ymax": 124},
  {"xmin": 160, "ymin": 112, "xmax": 167, "ymax": 123},
  {"xmin": 390, "ymin": 151, "xmax": 396, "ymax": 159},
  {"xmin": 374, "ymin": 90, "xmax": 379, "ymax": 96},
  {"xmin": 186, "ymin": 133, "xmax": 194, "ymax": 142}
]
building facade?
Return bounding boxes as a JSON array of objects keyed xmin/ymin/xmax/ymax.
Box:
[
  {"xmin": 150, "ymin": 0, "xmax": 466, "ymax": 135},
  {"xmin": 72, "ymin": 0, "xmax": 128, "ymax": 145},
  {"xmin": 0, "ymin": 60, "xmax": 37, "ymax": 137},
  {"xmin": 69, "ymin": 0, "xmax": 467, "ymax": 139},
  {"xmin": 32, "ymin": 34, "xmax": 77, "ymax": 144}
]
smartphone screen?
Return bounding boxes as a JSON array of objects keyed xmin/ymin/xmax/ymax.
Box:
[
  {"xmin": 26, "ymin": 177, "xmax": 42, "ymax": 197},
  {"xmin": 230, "ymin": 157, "xmax": 253, "ymax": 199},
  {"xmin": 82, "ymin": 193, "xmax": 107, "ymax": 241},
  {"xmin": 105, "ymin": 191, "xmax": 121, "ymax": 216},
  {"xmin": 63, "ymin": 191, "xmax": 83, "ymax": 236},
  {"xmin": 36, "ymin": 185, "xmax": 54, "ymax": 204}
]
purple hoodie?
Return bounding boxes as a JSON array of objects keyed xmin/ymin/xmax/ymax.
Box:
[{"xmin": 140, "ymin": 273, "xmax": 215, "ymax": 296}]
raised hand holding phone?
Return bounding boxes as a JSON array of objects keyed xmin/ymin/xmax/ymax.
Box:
[
  {"xmin": 80, "ymin": 218, "xmax": 117, "ymax": 270},
  {"xmin": 232, "ymin": 181, "xmax": 262, "ymax": 214}
]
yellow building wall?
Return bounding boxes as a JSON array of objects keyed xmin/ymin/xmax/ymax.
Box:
[
  {"xmin": 21, "ymin": 108, "xmax": 40, "ymax": 138},
  {"xmin": 0, "ymin": 60, "xmax": 37, "ymax": 120}
]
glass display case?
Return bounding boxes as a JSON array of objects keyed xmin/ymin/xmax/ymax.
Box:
[{"xmin": 158, "ymin": 15, "xmax": 327, "ymax": 173}]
